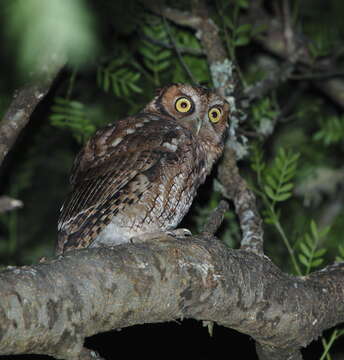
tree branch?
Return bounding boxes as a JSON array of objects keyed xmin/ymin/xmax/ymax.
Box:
[
  {"xmin": 201, "ymin": 200, "xmax": 229, "ymax": 235},
  {"xmin": 0, "ymin": 56, "xmax": 65, "ymax": 167},
  {"xmin": 218, "ymin": 148, "xmax": 264, "ymax": 254},
  {"xmin": 145, "ymin": 0, "xmax": 264, "ymax": 256},
  {"xmin": 0, "ymin": 195, "xmax": 23, "ymax": 213},
  {"xmin": 1, "ymin": 238, "xmax": 344, "ymax": 360}
]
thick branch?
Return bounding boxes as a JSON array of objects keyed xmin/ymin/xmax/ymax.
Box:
[
  {"xmin": 0, "ymin": 56, "xmax": 65, "ymax": 167},
  {"xmin": 0, "ymin": 195, "xmax": 23, "ymax": 213},
  {"xmin": 0, "ymin": 238, "xmax": 343, "ymax": 360},
  {"xmin": 218, "ymin": 148, "xmax": 264, "ymax": 254}
]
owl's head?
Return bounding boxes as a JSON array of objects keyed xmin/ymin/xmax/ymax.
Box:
[{"xmin": 144, "ymin": 83, "xmax": 229, "ymax": 147}]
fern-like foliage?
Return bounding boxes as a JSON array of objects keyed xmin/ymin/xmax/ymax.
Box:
[
  {"xmin": 313, "ymin": 115, "xmax": 344, "ymax": 145},
  {"xmin": 264, "ymin": 148, "xmax": 300, "ymax": 205},
  {"xmin": 250, "ymin": 145, "xmax": 300, "ymax": 209},
  {"xmin": 139, "ymin": 17, "xmax": 172, "ymax": 85},
  {"xmin": 97, "ymin": 57, "xmax": 142, "ymax": 97},
  {"xmin": 172, "ymin": 29, "xmax": 210, "ymax": 84},
  {"xmin": 297, "ymin": 220, "xmax": 329, "ymax": 275},
  {"xmin": 50, "ymin": 97, "xmax": 95, "ymax": 143},
  {"xmin": 250, "ymin": 144, "xmax": 302, "ymax": 274}
]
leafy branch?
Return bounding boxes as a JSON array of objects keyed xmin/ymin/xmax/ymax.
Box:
[
  {"xmin": 313, "ymin": 115, "xmax": 344, "ymax": 146},
  {"xmin": 139, "ymin": 17, "xmax": 172, "ymax": 86},
  {"xmin": 297, "ymin": 220, "xmax": 329, "ymax": 275},
  {"xmin": 49, "ymin": 97, "xmax": 95, "ymax": 144},
  {"xmin": 97, "ymin": 58, "xmax": 142, "ymax": 97},
  {"xmin": 251, "ymin": 145, "xmax": 301, "ymax": 274}
]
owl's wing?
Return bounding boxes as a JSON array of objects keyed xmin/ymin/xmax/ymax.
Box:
[{"xmin": 57, "ymin": 116, "xmax": 188, "ymax": 253}]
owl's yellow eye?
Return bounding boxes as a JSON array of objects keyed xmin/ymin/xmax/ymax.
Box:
[
  {"xmin": 175, "ymin": 97, "xmax": 193, "ymax": 113},
  {"xmin": 208, "ymin": 107, "xmax": 222, "ymax": 123}
]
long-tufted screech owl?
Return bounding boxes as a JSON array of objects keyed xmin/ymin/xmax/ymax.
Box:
[{"xmin": 57, "ymin": 83, "xmax": 229, "ymax": 254}]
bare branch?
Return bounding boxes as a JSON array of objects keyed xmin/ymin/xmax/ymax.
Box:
[
  {"xmin": 201, "ymin": 200, "xmax": 229, "ymax": 235},
  {"xmin": 0, "ymin": 195, "xmax": 23, "ymax": 213},
  {"xmin": 282, "ymin": 0, "xmax": 296, "ymax": 59},
  {"xmin": 218, "ymin": 148, "xmax": 264, "ymax": 254},
  {"xmin": 141, "ymin": 33, "xmax": 205, "ymax": 56},
  {"xmin": 1, "ymin": 239, "xmax": 344, "ymax": 359},
  {"xmin": 0, "ymin": 56, "xmax": 65, "ymax": 167},
  {"xmin": 145, "ymin": 3, "xmax": 202, "ymax": 30}
]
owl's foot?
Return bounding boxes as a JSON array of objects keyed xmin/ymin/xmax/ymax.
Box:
[
  {"xmin": 166, "ymin": 228, "xmax": 192, "ymax": 238},
  {"xmin": 130, "ymin": 228, "xmax": 192, "ymax": 244}
]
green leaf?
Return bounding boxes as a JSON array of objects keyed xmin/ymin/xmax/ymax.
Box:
[
  {"xmin": 319, "ymin": 226, "xmax": 331, "ymax": 238},
  {"xmin": 278, "ymin": 183, "xmax": 294, "ymax": 193},
  {"xmin": 49, "ymin": 97, "xmax": 95, "ymax": 144},
  {"xmin": 300, "ymin": 242, "xmax": 311, "ymax": 257},
  {"xmin": 298, "ymin": 254, "xmax": 309, "ymax": 267},
  {"xmin": 223, "ymin": 16, "xmax": 234, "ymax": 30},
  {"xmin": 262, "ymin": 147, "xmax": 299, "ymax": 204},
  {"xmin": 236, "ymin": 24, "xmax": 252, "ymax": 34},
  {"xmin": 234, "ymin": 36, "xmax": 250, "ymax": 46},
  {"xmin": 311, "ymin": 258, "xmax": 323, "ymax": 267},
  {"xmin": 127, "ymin": 82, "xmax": 142, "ymax": 93},
  {"xmin": 339, "ymin": 245, "xmax": 344, "ymax": 258},
  {"xmin": 237, "ymin": 0, "xmax": 249, "ymax": 8},
  {"xmin": 274, "ymin": 192, "xmax": 292, "ymax": 202},
  {"xmin": 264, "ymin": 185, "xmax": 277, "ymax": 201},
  {"xmin": 304, "ymin": 233, "xmax": 313, "ymax": 248},
  {"xmin": 265, "ymin": 174, "xmax": 278, "ymax": 189},
  {"xmin": 154, "ymin": 60, "xmax": 171, "ymax": 71},
  {"xmin": 314, "ymin": 248, "xmax": 327, "ymax": 257}
]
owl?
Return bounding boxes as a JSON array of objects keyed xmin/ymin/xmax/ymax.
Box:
[{"xmin": 57, "ymin": 84, "xmax": 229, "ymax": 254}]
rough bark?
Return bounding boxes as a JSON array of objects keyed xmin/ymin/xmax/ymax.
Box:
[
  {"xmin": 0, "ymin": 55, "xmax": 65, "ymax": 167},
  {"xmin": 0, "ymin": 237, "xmax": 343, "ymax": 360}
]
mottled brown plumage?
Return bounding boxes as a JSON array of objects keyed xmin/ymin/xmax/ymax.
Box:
[{"xmin": 57, "ymin": 84, "xmax": 229, "ymax": 254}]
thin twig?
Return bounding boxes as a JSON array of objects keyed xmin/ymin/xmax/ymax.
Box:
[
  {"xmin": 282, "ymin": 0, "xmax": 296, "ymax": 59},
  {"xmin": 144, "ymin": 3, "xmax": 201, "ymax": 29},
  {"xmin": 201, "ymin": 200, "xmax": 229, "ymax": 235},
  {"xmin": 162, "ymin": 16, "xmax": 198, "ymax": 85},
  {"xmin": 141, "ymin": 33, "xmax": 205, "ymax": 56}
]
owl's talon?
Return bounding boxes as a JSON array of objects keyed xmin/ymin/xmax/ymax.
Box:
[
  {"xmin": 130, "ymin": 231, "xmax": 169, "ymax": 244},
  {"xmin": 167, "ymin": 228, "xmax": 192, "ymax": 238}
]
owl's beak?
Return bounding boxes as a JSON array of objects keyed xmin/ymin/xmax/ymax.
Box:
[{"xmin": 196, "ymin": 117, "xmax": 203, "ymax": 135}]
